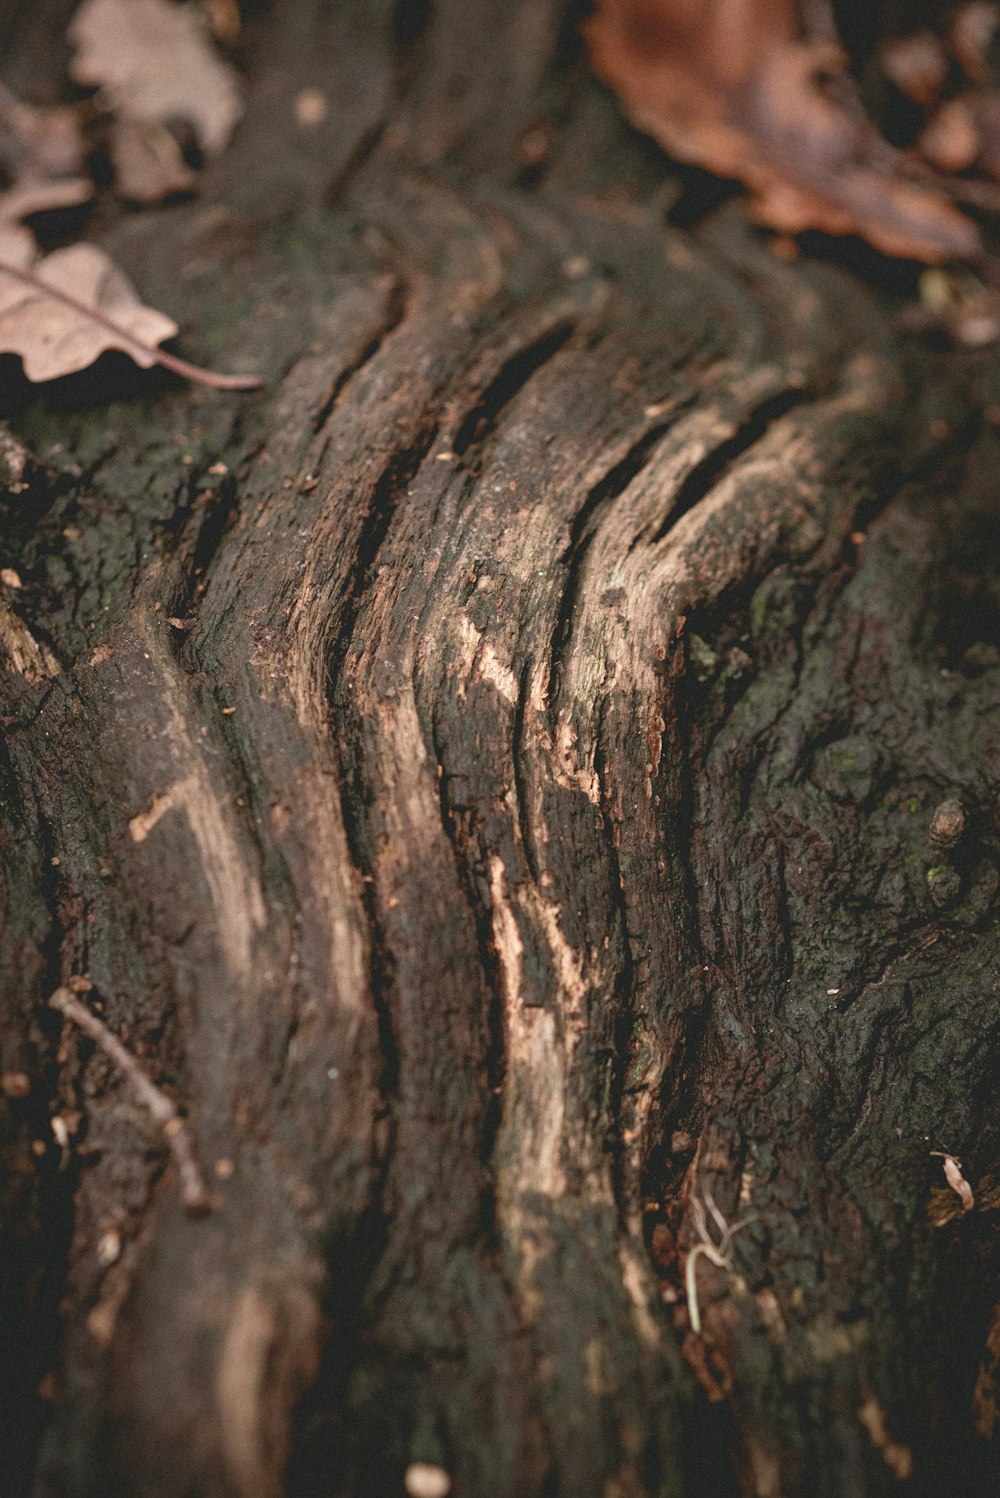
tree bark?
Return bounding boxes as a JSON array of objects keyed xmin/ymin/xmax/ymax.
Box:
[{"xmin": 2, "ymin": 3, "xmax": 1000, "ymax": 1496}]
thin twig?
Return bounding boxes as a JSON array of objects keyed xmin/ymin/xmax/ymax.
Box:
[
  {"xmin": 49, "ymin": 986, "xmax": 211, "ymax": 1214},
  {"xmin": 0, "ymin": 258, "xmax": 263, "ymax": 391},
  {"xmin": 685, "ymin": 1242, "xmax": 728, "ymax": 1337},
  {"xmin": 685, "ymin": 1192, "xmax": 754, "ymax": 1337}
]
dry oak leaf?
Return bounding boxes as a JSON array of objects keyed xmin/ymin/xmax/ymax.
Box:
[
  {"xmin": 109, "ymin": 119, "xmax": 197, "ymax": 203},
  {"xmin": 586, "ymin": 0, "xmax": 983, "ymax": 262},
  {"xmin": 69, "ymin": 0, "xmax": 243, "ymax": 158},
  {"xmin": 0, "ymin": 84, "xmax": 92, "ymax": 224},
  {"xmin": 920, "ymin": 90, "xmax": 1000, "ymax": 183},
  {"xmin": 0, "ymin": 225, "xmax": 176, "ymax": 380},
  {"xmin": 0, "ymin": 174, "xmax": 92, "ymax": 226},
  {"xmin": 0, "ymin": 85, "xmax": 85, "ymax": 181},
  {"xmin": 881, "ymin": 30, "xmax": 951, "ymax": 106},
  {"xmin": 0, "ymin": 225, "xmax": 260, "ymax": 388}
]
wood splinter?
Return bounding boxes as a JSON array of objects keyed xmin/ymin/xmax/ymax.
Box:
[{"xmin": 48, "ymin": 986, "xmax": 212, "ymax": 1215}]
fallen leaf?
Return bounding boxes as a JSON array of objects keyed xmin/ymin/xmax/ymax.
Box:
[
  {"xmin": 961, "ymin": 91, "xmax": 1000, "ymax": 180},
  {"xmin": 0, "ymin": 224, "xmax": 175, "ymax": 380},
  {"xmin": 0, "ymin": 83, "xmax": 92, "ymax": 224},
  {"xmin": 0, "ymin": 175, "xmax": 92, "ymax": 225},
  {"xmin": 586, "ymin": 0, "xmax": 983, "ymax": 262},
  {"xmin": 0, "ymin": 224, "xmax": 260, "ymax": 388},
  {"xmin": 69, "ymin": 0, "xmax": 243, "ymax": 159},
  {"xmin": 951, "ymin": 2, "xmax": 1000, "ymax": 81},
  {"xmin": 882, "ymin": 31, "xmax": 950, "ymax": 106},
  {"xmin": 919, "ymin": 97, "xmax": 982, "ymax": 173},
  {"xmin": 109, "ymin": 119, "xmax": 197, "ymax": 203},
  {"xmin": 0, "ymin": 84, "xmax": 85, "ymax": 181},
  {"xmin": 200, "ymin": 0, "xmax": 242, "ymax": 44}
]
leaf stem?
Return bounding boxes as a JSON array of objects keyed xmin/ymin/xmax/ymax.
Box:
[{"xmin": 0, "ymin": 255, "xmax": 263, "ymax": 390}]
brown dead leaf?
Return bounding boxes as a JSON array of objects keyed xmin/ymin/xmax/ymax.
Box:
[
  {"xmin": 0, "ymin": 176, "xmax": 92, "ymax": 226},
  {"xmin": 882, "ymin": 32, "xmax": 950, "ymax": 106},
  {"xmin": 109, "ymin": 120, "xmax": 197, "ymax": 203},
  {"xmin": 0, "ymin": 85, "xmax": 85, "ymax": 181},
  {"xmin": 964, "ymin": 90, "xmax": 1000, "ymax": 179},
  {"xmin": 0, "ymin": 84, "xmax": 92, "ymax": 224},
  {"xmin": 200, "ymin": 0, "xmax": 242, "ymax": 44},
  {"xmin": 0, "ymin": 223, "xmax": 176, "ymax": 380},
  {"xmin": 920, "ymin": 97, "xmax": 982, "ymax": 173},
  {"xmin": 0, "ymin": 224, "xmax": 260, "ymax": 388},
  {"xmin": 69, "ymin": 0, "xmax": 243, "ymax": 159},
  {"xmin": 951, "ymin": 2, "xmax": 1000, "ymax": 81},
  {"xmin": 586, "ymin": 0, "xmax": 983, "ymax": 262},
  {"xmin": 972, "ymin": 1302, "xmax": 1000, "ymax": 1438}
]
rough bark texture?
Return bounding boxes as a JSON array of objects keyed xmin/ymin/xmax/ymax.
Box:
[{"xmin": 2, "ymin": 3, "xmax": 1000, "ymax": 1496}]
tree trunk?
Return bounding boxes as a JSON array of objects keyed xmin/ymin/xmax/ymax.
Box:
[{"xmin": 2, "ymin": 3, "xmax": 1000, "ymax": 1496}]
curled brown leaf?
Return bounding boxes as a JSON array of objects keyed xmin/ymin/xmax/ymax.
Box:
[{"xmin": 587, "ymin": 0, "xmax": 984, "ymax": 262}]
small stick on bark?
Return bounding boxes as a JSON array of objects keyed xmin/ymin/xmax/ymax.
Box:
[
  {"xmin": 49, "ymin": 986, "xmax": 211, "ymax": 1215},
  {"xmin": 684, "ymin": 1192, "xmax": 754, "ymax": 1337}
]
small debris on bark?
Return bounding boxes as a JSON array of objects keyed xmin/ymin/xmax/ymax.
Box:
[
  {"xmin": 932, "ymin": 1150, "xmax": 975, "ymax": 1213},
  {"xmin": 929, "ymin": 797, "xmax": 966, "ymax": 846},
  {"xmin": 403, "ymin": 1463, "xmax": 452, "ymax": 1498},
  {"xmin": 49, "ymin": 985, "xmax": 211, "ymax": 1215}
]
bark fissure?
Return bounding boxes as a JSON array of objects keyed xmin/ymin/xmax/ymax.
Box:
[
  {"xmin": 451, "ymin": 317, "xmax": 576, "ymax": 459},
  {"xmin": 591, "ymin": 693, "xmax": 640, "ymax": 1217},
  {"xmin": 325, "ymin": 421, "xmax": 441, "ymax": 692},
  {"xmin": 649, "ymin": 386, "xmax": 811, "ymax": 546},
  {"xmin": 426, "ymin": 707, "xmax": 510, "ymax": 1241},
  {"xmin": 545, "ymin": 413, "xmax": 684, "ymax": 714},
  {"xmin": 323, "ymin": 119, "xmax": 395, "ymax": 211},
  {"xmin": 309, "ymin": 277, "xmax": 410, "ymax": 433},
  {"xmin": 512, "ymin": 658, "xmax": 540, "ymax": 885}
]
